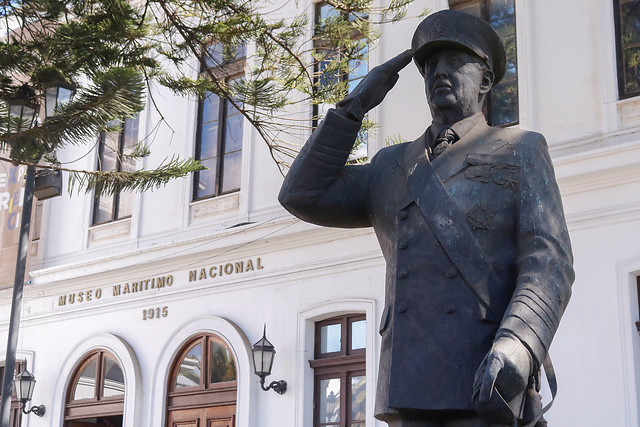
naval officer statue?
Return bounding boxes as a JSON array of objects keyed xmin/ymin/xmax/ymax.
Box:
[{"xmin": 279, "ymin": 10, "xmax": 574, "ymax": 427}]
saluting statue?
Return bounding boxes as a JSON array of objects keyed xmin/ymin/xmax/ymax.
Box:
[{"xmin": 279, "ymin": 10, "xmax": 574, "ymax": 427}]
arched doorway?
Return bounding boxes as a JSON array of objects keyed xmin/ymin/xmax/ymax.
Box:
[
  {"xmin": 64, "ymin": 350, "xmax": 125, "ymax": 426},
  {"xmin": 167, "ymin": 334, "xmax": 237, "ymax": 427}
]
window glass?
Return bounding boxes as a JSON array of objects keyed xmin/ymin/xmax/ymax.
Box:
[
  {"xmin": 92, "ymin": 115, "xmax": 139, "ymax": 225},
  {"xmin": 65, "ymin": 352, "xmax": 124, "ymax": 426},
  {"xmin": 319, "ymin": 378, "xmax": 341, "ymax": 424},
  {"xmin": 490, "ymin": 78, "xmax": 518, "ymax": 128},
  {"xmin": 320, "ymin": 323, "xmax": 341, "ymax": 353},
  {"xmin": 45, "ymin": 87, "xmax": 57, "ymax": 117},
  {"xmin": 221, "ymin": 151, "xmax": 242, "ymax": 193},
  {"xmin": 619, "ymin": 0, "xmax": 640, "ymax": 96},
  {"xmin": 457, "ymin": 3, "xmax": 481, "ymax": 16},
  {"xmin": 205, "ymin": 43, "xmax": 224, "ymax": 68},
  {"xmin": 194, "ymin": 48, "xmax": 244, "ymax": 200},
  {"xmin": 202, "ymin": 92, "xmax": 221, "ymax": 125},
  {"xmin": 57, "ymin": 87, "xmax": 73, "ymax": 108},
  {"xmin": 451, "ymin": 0, "xmax": 518, "ymax": 126},
  {"xmin": 350, "ymin": 320, "xmax": 366, "ymax": 350},
  {"xmin": 223, "ymin": 99, "xmax": 244, "ymax": 154},
  {"xmin": 102, "ymin": 356, "xmax": 125, "ymax": 397},
  {"xmin": 209, "ymin": 338, "xmax": 237, "ymax": 383},
  {"xmin": 175, "ymin": 344, "xmax": 203, "ymax": 388},
  {"xmin": 73, "ymin": 359, "xmax": 97, "ymax": 400},
  {"xmin": 350, "ymin": 375, "xmax": 366, "ymax": 423},
  {"xmin": 200, "ymin": 122, "xmax": 220, "ymax": 160}
]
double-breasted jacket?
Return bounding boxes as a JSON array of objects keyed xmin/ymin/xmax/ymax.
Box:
[{"xmin": 278, "ymin": 109, "xmax": 574, "ymax": 418}]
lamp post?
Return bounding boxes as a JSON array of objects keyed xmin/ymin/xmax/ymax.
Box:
[{"xmin": 0, "ymin": 81, "xmax": 72, "ymax": 426}]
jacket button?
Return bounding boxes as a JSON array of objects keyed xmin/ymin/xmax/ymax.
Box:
[
  {"xmin": 396, "ymin": 303, "xmax": 407, "ymax": 313},
  {"xmin": 398, "ymin": 240, "xmax": 408, "ymax": 250},
  {"xmin": 398, "ymin": 268, "xmax": 407, "ymax": 279},
  {"xmin": 398, "ymin": 210, "xmax": 407, "ymax": 220},
  {"xmin": 445, "ymin": 303, "xmax": 456, "ymax": 314},
  {"xmin": 446, "ymin": 268, "xmax": 457, "ymax": 278}
]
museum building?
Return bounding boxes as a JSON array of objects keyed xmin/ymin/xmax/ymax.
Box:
[{"xmin": 1, "ymin": 0, "xmax": 640, "ymax": 426}]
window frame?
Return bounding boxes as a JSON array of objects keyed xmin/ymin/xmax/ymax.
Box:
[
  {"xmin": 167, "ymin": 333, "xmax": 238, "ymax": 412},
  {"xmin": 192, "ymin": 43, "xmax": 246, "ymax": 202},
  {"xmin": 613, "ymin": 0, "xmax": 640, "ymax": 99},
  {"xmin": 449, "ymin": 0, "xmax": 519, "ymax": 127},
  {"xmin": 64, "ymin": 350, "xmax": 125, "ymax": 422},
  {"xmin": 310, "ymin": 314, "xmax": 366, "ymax": 427},
  {"xmin": 91, "ymin": 116, "xmax": 139, "ymax": 226}
]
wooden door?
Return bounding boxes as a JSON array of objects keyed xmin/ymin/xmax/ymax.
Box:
[{"xmin": 168, "ymin": 406, "xmax": 235, "ymax": 427}]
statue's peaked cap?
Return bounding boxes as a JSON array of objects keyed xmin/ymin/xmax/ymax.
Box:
[{"xmin": 412, "ymin": 10, "xmax": 506, "ymax": 85}]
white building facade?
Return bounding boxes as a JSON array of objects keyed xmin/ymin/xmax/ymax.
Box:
[{"xmin": 1, "ymin": 0, "xmax": 640, "ymax": 426}]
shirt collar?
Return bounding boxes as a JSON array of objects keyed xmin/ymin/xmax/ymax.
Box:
[{"xmin": 429, "ymin": 112, "xmax": 486, "ymax": 143}]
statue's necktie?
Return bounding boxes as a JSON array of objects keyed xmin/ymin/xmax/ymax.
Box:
[{"xmin": 432, "ymin": 128, "xmax": 458, "ymax": 158}]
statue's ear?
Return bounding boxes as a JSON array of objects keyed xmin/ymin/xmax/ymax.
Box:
[{"xmin": 480, "ymin": 69, "xmax": 494, "ymax": 94}]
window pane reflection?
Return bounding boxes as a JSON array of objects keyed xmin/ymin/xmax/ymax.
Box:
[
  {"xmin": 351, "ymin": 320, "xmax": 366, "ymax": 350},
  {"xmin": 209, "ymin": 338, "xmax": 237, "ymax": 383},
  {"xmin": 73, "ymin": 359, "xmax": 97, "ymax": 400},
  {"xmin": 351, "ymin": 375, "xmax": 366, "ymax": 421},
  {"xmin": 195, "ymin": 157, "xmax": 218, "ymax": 199},
  {"xmin": 175, "ymin": 344, "xmax": 203, "ymax": 388},
  {"xmin": 621, "ymin": 1, "xmax": 640, "ymax": 47},
  {"xmin": 320, "ymin": 324, "xmax": 341, "ymax": 353},
  {"xmin": 319, "ymin": 378, "xmax": 341, "ymax": 424},
  {"xmin": 624, "ymin": 45, "xmax": 640, "ymax": 95},
  {"xmin": 102, "ymin": 356, "xmax": 125, "ymax": 397},
  {"xmin": 491, "ymin": 78, "xmax": 519, "ymax": 126}
]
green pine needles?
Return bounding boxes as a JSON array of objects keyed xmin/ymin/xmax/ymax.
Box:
[{"xmin": 0, "ymin": 0, "xmax": 414, "ymax": 196}]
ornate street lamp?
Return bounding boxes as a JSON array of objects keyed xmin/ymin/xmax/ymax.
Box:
[
  {"xmin": 0, "ymin": 78, "xmax": 71, "ymax": 424},
  {"xmin": 6, "ymin": 84, "xmax": 38, "ymax": 132},
  {"xmin": 252, "ymin": 326, "xmax": 287, "ymax": 394},
  {"xmin": 44, "ymin": 75, "xmax": 75, "ymax": 118},
  {"xmin": 13, "ymin": 370, "xmax": 45, "ymax": 417}
]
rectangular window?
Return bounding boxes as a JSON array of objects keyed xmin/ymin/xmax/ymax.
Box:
[
  {"xmin": 614, "ymin": 0, "xmax": 640, "ymax": 98},
  {"xmin": 92, "ymin": 115, "xmax": 139, "ymax": 225},
  {"xmin": 193, "ymin": 42, "xmax": 245, "ymax": 201},
  {"xmin": 313, "ymin": 3, "xmax": 369, "ymax": 159},
  {"xmin": 450, "ymin": 0, "xmax": 519, "ymax": 126},
  {"xmin": 310, "ymin": 314, "xmax": 366, "ymax": 427}
]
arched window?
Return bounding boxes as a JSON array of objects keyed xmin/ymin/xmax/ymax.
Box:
[
  {"xmin": 64, "ymin": 350, "xmax": 125, "ymax": 426},
  {"xmin": 167, "ymin": 334, "xmax": 237, "ymax": 427}
]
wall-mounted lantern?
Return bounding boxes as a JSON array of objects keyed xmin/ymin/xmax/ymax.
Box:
[
  {"xmin": 252, "ymin": 326, "xmax": 287, "ymax": 395},
  {"xmin": 13, "ymin": 370, "xmax": 45, "ymax": 417}
]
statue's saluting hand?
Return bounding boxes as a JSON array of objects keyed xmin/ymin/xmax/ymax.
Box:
[{"xmin": 337, "ymin": 49, "xmax": 414, "ymax": 121}]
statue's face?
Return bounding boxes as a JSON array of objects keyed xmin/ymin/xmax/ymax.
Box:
[{"xmin": 423, "ymin": 48, "xmax": 490, "ymax": 117}]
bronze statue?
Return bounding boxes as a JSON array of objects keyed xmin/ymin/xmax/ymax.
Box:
[{"xmin": 279, "ymin": 10, "xmax": 574, "ymax": 427}]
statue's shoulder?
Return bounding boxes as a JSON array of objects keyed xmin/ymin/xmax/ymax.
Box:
[
  {"xmin": 487, "ymin": 126, "xmax": 548, "ymax": 156},
  {"xmin": 369, "ymin": 139, "xmax": 412, "ymax": 165}
]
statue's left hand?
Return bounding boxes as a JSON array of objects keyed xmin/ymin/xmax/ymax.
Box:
[
  {"xmin": 336, "ymin": 49, "xmax": 413, "ymax": 121},
  {"xmin": 473, "ymin": 335, "xmax": 533, "ymax": 421}
]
